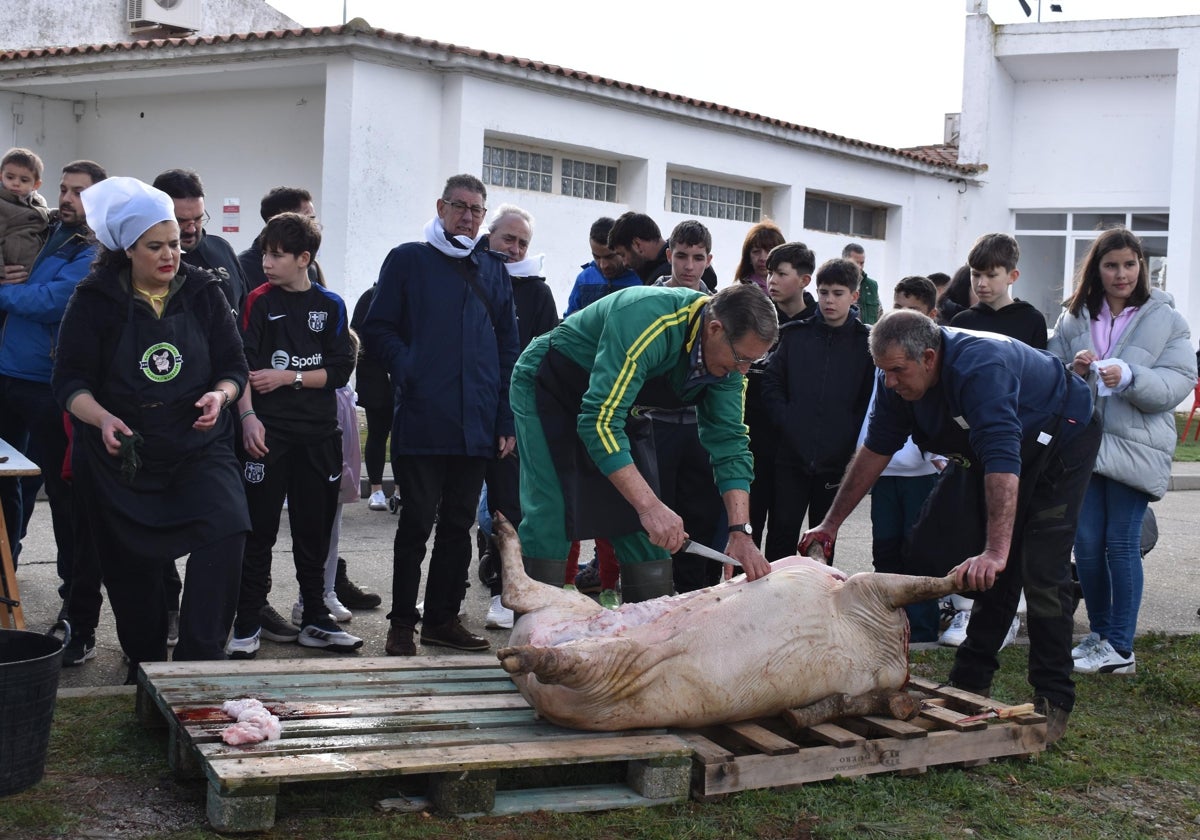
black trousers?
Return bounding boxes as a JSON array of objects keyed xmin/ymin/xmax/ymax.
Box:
[
  {"xmin": 482, "ymin": 453, "xmax": 522, "ymax": 597},
  {"xmin": 0, "ymin": 375, "xmax": 74, "ymax": 597},
  {"xmin": 909, "ymin": 418, "xmax": 1102, "ymax": 712},
  {"xmin": 765, "ymin": 464, "xmax": 841, "ymax": 562},
  {"xmin": 362, "ymin": 404, "xmax": 392, "ymax": 486},
  {"xmin": 650, "ymin": 419, "xmax": 725, "ymax": 593},
  {"xmin": 389, "ymin": 454, "xmax": 487, "ymax": 627},
  {"xmin": 236, "ymin": 433, "xmax": 341, "ymax": 632},
  {"xmin": 101, "ymin": 532, "xmax": 244, "ymax": 666}
]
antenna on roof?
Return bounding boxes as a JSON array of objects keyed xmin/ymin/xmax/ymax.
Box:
[{"xmin": 1017, "ymin": 1, "xmax": 1064, "ymax": 21}]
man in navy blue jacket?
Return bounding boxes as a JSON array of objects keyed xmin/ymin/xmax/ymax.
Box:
[
  {"xmin": 363, "ymin": 174, "xmax": 520, "ymax": 657},
  {"xmin": 801, "ymin": 309, "xmax": 1100, "ymax": 745}
]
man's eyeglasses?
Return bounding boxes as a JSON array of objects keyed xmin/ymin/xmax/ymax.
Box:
[
  {"xmin": 445, "ymin": 200, "xmax": 487, "ymax": 219},
  {"xmin": 177, "ymin": 212, "xmax": 210, "ymax": 230},
  {"xmin": 723, "ymin": 329, "xmax": 767, "ymax": 366}
]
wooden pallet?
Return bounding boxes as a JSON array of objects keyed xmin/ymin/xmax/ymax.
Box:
[
  {"xmin": 136, "ymin": 656, "xmax": 692, "ymax": 832},
  {"xmin": 684, "ymin": 675, "xmax": 1048, "ymax": 800}
]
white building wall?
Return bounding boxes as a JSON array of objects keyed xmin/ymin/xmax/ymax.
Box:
[
  {"xmin": 2, "ymin": 0, "xmax": 298, "ymax": 51},
  {"xmin": 72, "ymin": 86, "xmax": 325, "ymax": 253},
  {"xmin": 1008, "ymin": 75, "xmax": 1175, "ymax": 208},
  {"xmin": 962, "ymin": 9, "xmax": 1200, "ymax": 339},
  {"xmin": 1, "ymin": 92, "xmax": 79, "ymax": 182},
  {"xmin": 322, "ymin": 58, "xmax": 445, "ymax": 302}
]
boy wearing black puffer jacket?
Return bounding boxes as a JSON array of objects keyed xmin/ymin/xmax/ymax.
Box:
[{"xmin": 761, "ymin": 258, "xmax": 874, "ymax": 562}]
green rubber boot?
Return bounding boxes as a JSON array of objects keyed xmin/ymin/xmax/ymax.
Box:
[
  {"xmin": 522, "ymin": 556, "xmax": 569, "ymax": 587},
  {"xmin": 619, "ymin": 559, "xmax": 674, "ymax": 603}
]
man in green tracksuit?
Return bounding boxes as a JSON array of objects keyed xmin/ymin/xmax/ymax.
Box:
[{"xmin": 511, "ymin": 283, "xmax": 777, "ymax": 601}]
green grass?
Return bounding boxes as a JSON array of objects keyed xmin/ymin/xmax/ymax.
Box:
[
  {"xmin": 2, "ymin": 636, "xmax": 1199, "ymax": 839},
  {"xmin": 1175, "ymin": 412, "xmax": 1200, "ymax": 462}
]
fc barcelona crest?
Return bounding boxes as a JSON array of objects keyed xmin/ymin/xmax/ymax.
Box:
[
  {"xmin": 244, "ymin": 462, "xmax": 265, "ymax": 484},
  {"xmin": 308, "ymin": 311, "xmax": 328, "ymax": 332}
]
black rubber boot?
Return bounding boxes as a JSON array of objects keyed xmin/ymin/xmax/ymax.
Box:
[
  {"xmin": 619, "ymin": 559, "xmax": 674, "ymax": 603},
  {"xmin": 522, "ymin": 556, "xmax": 569, "ymax": 587}
]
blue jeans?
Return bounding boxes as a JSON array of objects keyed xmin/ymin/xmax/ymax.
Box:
[{"xmin": 1073, "ymin": 474, "xmax": 1149, "ymax": 653}]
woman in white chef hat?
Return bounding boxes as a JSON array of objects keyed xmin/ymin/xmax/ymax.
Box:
[{"xmin": 52, "ymin": 176, "xmax": 250, "ymax": 682}]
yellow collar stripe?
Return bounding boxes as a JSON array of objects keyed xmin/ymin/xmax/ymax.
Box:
[{"xmin": 595, "ymin": 302, "xmax": 698, "ymax": 453}]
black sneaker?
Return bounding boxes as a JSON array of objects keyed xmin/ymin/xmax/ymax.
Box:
[
  {"xmin": 421, "ymin": 618, "xmax": 490, "ymax": 651},
  {"xmin": 259, "ymin": 604, "xmax": 300, "ymax": 642},
  {"xmin": 62, "ymin": 633, "xmax": 96, "ymax": 667},
  {"xmin": 299, "ymin": 618, "xmax": 364, "ymax": 653}
]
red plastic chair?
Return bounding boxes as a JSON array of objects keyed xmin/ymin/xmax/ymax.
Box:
[{"xmin": 1182, "ymin": 380, "xmax": 1200, "ymax": 442}]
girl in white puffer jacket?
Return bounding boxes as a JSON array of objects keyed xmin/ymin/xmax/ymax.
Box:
[{"xmin": 1048, "ymin": 227, "xmax": 1195, "ymax": 676}]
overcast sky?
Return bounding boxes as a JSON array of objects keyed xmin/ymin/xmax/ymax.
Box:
[{"xmin": 268, "ymin": 0, "xmax": 1200, "ymax": 149}]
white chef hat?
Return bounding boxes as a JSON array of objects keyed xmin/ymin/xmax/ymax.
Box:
[{"xmin": 81, "ymin": 176, "xmax": 176, "ymax": 251}]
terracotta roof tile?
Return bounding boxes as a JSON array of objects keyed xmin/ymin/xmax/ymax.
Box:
[{"xmin": 0, "ymin": 23, "xmax": 981, "ymax": 175}]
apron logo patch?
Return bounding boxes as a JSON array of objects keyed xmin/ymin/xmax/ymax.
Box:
[
  {"xmin": 244, "ymin": 462, "xmax": 265, "ymax": 483},
  {"xmin": 308, "ymin": 311, "xmax": 328, "ymax": 332},
  {"xmin": 139, "ymin": 342, "xmax": 183, "ymax": 383}
]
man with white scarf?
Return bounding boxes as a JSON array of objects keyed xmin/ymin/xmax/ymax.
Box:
[
  {"xmin": 362, "ymin": 174, "xmax": 520, "ymax": 657},
  {"xmin": 475, "ymin": 204, "xmax": 559, "ymax": 629}
]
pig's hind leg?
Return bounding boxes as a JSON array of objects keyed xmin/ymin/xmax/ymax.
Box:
[{"xmin": 494, "ymin": 515, "xmax": 603, "ymax": 616}]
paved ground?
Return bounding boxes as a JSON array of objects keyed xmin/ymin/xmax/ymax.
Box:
[{"xmin": 7, "ymin": 463, "xmax": 1200, "ymax": 691}]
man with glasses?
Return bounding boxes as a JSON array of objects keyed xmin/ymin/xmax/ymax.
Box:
[
  {"xmin": 152, "ymin": 170, "xmax": 249, "ymax": 315},
  {"xmin": 509, "ymin": 282, "xmax": 777, "ymax": 603},
  {"xmin": 362, "ymin": 173, "xmax": 520, "ymax": 657}
]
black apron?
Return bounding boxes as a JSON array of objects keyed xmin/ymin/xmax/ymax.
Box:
[
  {"xmin": 535, "ymin": 345, "xmax": 660, "ymax": 541},
  {"xmin": 74, "ymin": 282, "xmax": 249, "ymax": 559}
]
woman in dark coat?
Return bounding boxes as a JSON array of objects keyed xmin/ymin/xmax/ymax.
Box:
[{"xmin": 52, "ymin": 177, "xmax": 249, "ymax": 680}]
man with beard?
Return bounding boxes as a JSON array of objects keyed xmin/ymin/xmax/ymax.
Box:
[
  {"xmin": 0, "ymin": 159, "xmax": 106, "ymax": 627},
  {"xmin": 152, "ymin": 169, "xmax": 249, "ymax": 316}
]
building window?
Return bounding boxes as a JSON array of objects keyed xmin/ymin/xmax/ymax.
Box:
[
  {"xmin": 1013, "ymin": 210, "xmax": 1169, "ymax": 326},
  {"xmin": 803, "ymin": 192, "xmax": 886, "ymax": 239},
  {"xmin": 561, "ymin": 158, "xmax": 618, "ymax": 202},
  {"xmin": 482, "ymin": 144, "xmax": 554, "ymax": 193},
  {"xmin": 669, "ymin": 178, "xmax": 762, "ymax": 222},
  {"xmin": 482, "ymin": 143, "xmax": 619, "ymax": 202}
]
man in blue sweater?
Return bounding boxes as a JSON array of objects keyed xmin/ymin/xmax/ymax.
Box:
[
  {"xmin": 0, "ymin": 159, "xmax": 106, "ymax": 612},
  {"xmin": 802, "ymin": 309, "xmax": 1100, "ymax": 745}
]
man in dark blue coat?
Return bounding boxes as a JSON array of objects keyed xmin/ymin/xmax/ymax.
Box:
[{"xmin": 363, "ymin": 173, "xmax": 520, "ymax": 657}]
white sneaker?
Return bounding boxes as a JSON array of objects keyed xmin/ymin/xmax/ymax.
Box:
[
  {"xmin": 999, "ymin": 615, "xmax": 1020, "ymax": 650},
  {"xmin": 298, "ymin": 619, "xmax": 364, "ymax": 652},
  {"xmin": 485, "ymin": 595, "xmax": 514, "ymax": 629},
  {"xmin": 939, "ymin": 609, "xmax": 971, "ymax": 647},
  {"xmin": 291, "ymin": 600, "xmax": 304, "ymax": 626},
  {"xmin": 1071, "ymin": 631, "xmax": 1103, "ymax": 660},
  {"xmin": 226, "ymin": 629, "xmax": 260, "ymax": 659},
  {"xmin": 1074, "ymin": 639, "xmax": 1136, "ymax": 675},
  {"xmin": 324, "ymin": 591, "xmax": 353, "ymax": 622},
  {"xmin": 368, "ymin": 489, "xmax": 388, "ymax": 511}
]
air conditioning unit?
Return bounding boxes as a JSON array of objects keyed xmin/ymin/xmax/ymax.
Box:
[{"xmin": 127, "ymin": 0, "xmax": 202, "ymax": 33}]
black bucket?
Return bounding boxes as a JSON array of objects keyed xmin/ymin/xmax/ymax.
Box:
[{"xmin": 0, "ymin": 629, "xmax": 64, "ymax": 797}]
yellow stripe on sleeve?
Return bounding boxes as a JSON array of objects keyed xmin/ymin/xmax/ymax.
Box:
[{"xmin": 594, "ymin": 302, "xmax": 697, "ymax": 454}]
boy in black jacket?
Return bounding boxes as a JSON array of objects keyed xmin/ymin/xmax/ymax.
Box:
[
  {"xmin": 951, "ymin": 233, "xmax": 1047, "ymax": 349},
  {"xmin": 761, "ymin": 258, "xmax": 874, "ymax": 562}
]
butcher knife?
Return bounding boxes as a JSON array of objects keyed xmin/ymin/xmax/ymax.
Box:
[{"xmin": 679, "ymin": 539, "xmax": 742, "ymax": 568}]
